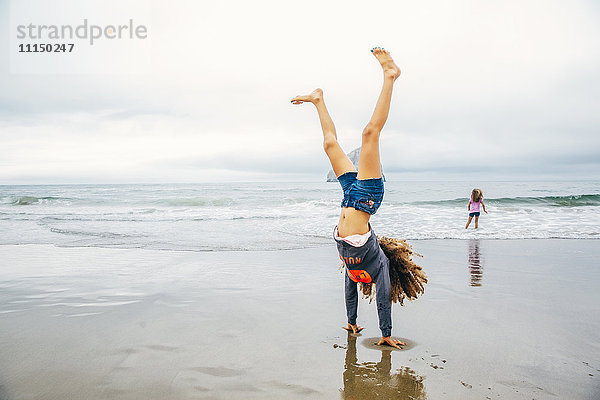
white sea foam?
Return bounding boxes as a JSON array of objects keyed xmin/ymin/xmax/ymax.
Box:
[{"xmin": 0, "ymin": 181, "xmax": 598, "ymax": 250}]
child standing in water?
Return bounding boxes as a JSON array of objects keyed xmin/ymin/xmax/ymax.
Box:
[
  {"xmin": 465, "ymin": 189, "xmax": 487, "ymax": 229},
  {"xmin": 291, "ymin": 47, "xmax": 426, "ymax": 348}
]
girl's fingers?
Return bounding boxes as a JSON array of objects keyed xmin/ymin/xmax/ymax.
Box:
[{"xmin": 376, "ymin": 338, "xmax": 405, "ymax": 348}]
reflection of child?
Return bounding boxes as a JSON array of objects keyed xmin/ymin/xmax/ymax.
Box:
[
  {"xmin": 341, "ymin": 333, "xmax": 426, "ymax": 400},
  {"xmin": 465, "ymin": 189, "xmax": 487, "ymax": 229}
]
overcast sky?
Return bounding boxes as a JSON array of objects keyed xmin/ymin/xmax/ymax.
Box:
[{"xmin": 1, "ymin": 0, "xmax": 599, "ymax": 183}]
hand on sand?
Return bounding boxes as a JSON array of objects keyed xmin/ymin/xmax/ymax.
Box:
[
  {"xmin": 376, "ymin": 337, "xmax": 406, "ymax": 349},
  {"xmin": 342, "ymin": 323, "xmax": 364, "ymax": 334}
]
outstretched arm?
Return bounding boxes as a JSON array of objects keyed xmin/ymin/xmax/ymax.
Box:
[
  {"xmin": 482, "ymin": 201, "xmax": 488, "ymax": 213},
  {"xmin": 372, "ymin": 260, "xmax": 406, "ymax": 348},
  {"xmin": 343, "ymin": 271, "xmax": 363, "ymax": 333}
]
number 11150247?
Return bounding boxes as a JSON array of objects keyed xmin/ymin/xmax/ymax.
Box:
[{"xmin": 18, "ymin": 43, "xmax": 74, "ymax": 53}]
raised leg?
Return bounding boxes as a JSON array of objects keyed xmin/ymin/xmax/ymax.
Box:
[
  {"xmin": 357, "ymin": 47, "xmax": 401, "ymax": 180},
  {"xmin": 291, "ymin": 89, "xmax": 355, "ymax": 177}
]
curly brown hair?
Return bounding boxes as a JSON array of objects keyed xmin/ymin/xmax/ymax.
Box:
[{"xmin": 351, "ymin": 237, "xmax": 427, "ymax": 305}]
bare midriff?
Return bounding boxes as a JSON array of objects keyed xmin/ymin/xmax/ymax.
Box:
[{"xmin": 337, "ymin": 207, "xmax": 371, "ymax": 237}]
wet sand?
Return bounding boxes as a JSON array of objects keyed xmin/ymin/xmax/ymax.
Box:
[{"xmin": 0, "ymin": 240, "xmax": 598, "ymax": 399}]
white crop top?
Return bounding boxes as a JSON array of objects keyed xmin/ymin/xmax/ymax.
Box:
[{"xmin": 334, "ymin": 226, "xmax": 371, "ymax": 247}]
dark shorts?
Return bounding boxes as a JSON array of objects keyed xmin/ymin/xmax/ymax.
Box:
[
  {"xmin": 338, "ymin": 171, "xmax": 384, "ymax": 215},
  {"xmin": 469, "ymin": 212, "xmax": 480, "ymax": 217}
]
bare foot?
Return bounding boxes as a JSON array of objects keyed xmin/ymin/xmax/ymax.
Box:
[
  {"xmin": 371, "ymin": 47, "xmax": 401, "ymax": 80},
  {"xmin": 291, "ymin": 88, "xmax": 323, "ymax": 105}
]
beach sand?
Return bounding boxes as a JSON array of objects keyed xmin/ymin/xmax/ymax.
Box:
[{"xmin": 0, "ymin": 240, "xmax": 598, "ymax": 399}]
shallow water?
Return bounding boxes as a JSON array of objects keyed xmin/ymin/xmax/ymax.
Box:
[
  {"xmin": 0, "ymin": 240, "xmax": 598, "ymax": 399},
  {"xmin": 1, "ymin": 181, "xmax": 599, "ymax": 252}
]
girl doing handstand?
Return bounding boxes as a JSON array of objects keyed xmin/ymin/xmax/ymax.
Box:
[{"xmin": 292, "ymin": 47, "xmax": 426, "ymax": 348}]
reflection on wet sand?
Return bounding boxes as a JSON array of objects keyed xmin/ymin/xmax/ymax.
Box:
[
  {"xmin": 468, "ymin": 239, "xmax": 483, "ymax": 287},
  {"xmin": 341, "ymin": 333, "xmax": 426, "ymax": 400}
]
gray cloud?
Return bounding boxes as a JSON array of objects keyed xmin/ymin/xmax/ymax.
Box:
[{"xmin": 1, "ymin": 0, "xmax": 599, "ymax": 183}]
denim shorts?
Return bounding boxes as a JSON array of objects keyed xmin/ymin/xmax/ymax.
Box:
[
  {"xmin": 338, "ymin": 171, "xmax": 384, "ymax": 215},
  {"xmin": 469, "ymin": 212, "xmax": 480, "ymax": 217}
]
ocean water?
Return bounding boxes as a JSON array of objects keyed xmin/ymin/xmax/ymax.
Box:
[{"xmin": 1, "ymin": 181, "xmax": 599, "ymax": 251}]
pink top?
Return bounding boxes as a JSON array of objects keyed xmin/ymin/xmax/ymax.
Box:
[{"xmin": 470, "ymin": 200, "xmax": 481, "ymax": 213}]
